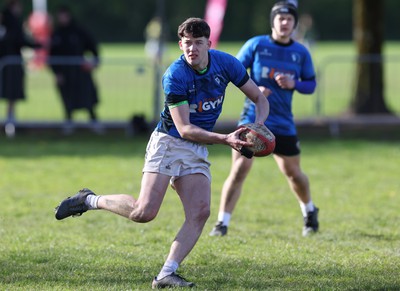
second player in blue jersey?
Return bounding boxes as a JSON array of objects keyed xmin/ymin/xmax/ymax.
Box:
[{"xmin": 210, "ymin": 1, "xmax": 320, "ymax": 238}]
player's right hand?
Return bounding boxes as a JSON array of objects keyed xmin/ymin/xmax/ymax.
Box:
[{"xmin": 258, "ymin": 86, "xmax": 272, "ymax": 97}]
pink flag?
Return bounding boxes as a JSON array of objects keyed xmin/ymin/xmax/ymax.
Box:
[{"xmin": 204, "ymin": 0, "xmax": 228, "ymax": 48}]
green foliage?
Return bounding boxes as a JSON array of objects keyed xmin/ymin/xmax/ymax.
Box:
[{"xmin": 0, "ymin": 134, "xmax": 399, "ymax": 290}]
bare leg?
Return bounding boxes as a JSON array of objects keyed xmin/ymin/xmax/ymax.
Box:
[
  {"xmin": 218, "ymin": 149, "xmax": 254, "ymax": 214},
  {"xmin": 273, "ymin": 154, "xmax": 311, "ymax": 203},
  {"xmin": 166, "ymin": 173, "xmax": 211, "ymax": 264},
  {"xmin": 97, "ymin": 172, "xmax": 171, "ymax": 222}
]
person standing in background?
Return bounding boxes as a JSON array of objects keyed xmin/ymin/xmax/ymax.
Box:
[
  {"xmin": 0, "ymin": 0, "xmax": 41, "ymax": 137},
  {"xmin": 48, "ymin": 5, "xmax": 102, "ymax": 135},
  {"xmin": 209, "ymin": 1, "xmax": 319, "ymax": 237}
]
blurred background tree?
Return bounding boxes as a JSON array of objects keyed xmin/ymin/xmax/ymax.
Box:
[
  {"xmin": 37, "ymin": 0, "xmax": 398, "ymax": 43},
  {"xmin": 351, "ymin": 0, "xmax": 390, "ymax": 114}
]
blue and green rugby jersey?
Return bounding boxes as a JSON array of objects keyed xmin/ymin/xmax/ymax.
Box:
[{"xmin": 157, "ymin": 50, "xmax": 249, "ymax": 138}]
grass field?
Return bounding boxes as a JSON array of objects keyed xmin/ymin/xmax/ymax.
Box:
[
  {"xmin": 1, "ymin": 133, "xmax": 399, "ymax": 290},
  {"xmin": 1, "ymin": 41, "xmax": 400, "ymax": 123}
]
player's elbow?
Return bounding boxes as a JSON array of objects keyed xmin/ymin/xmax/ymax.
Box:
[
  {"xmin": 178, "ymin": 130, "xmax": 191, "ymax": 140},
  {"xmin": 309, "ymin": 80, "xmax": 317, "ymax": 94},
  {"xmin": 176, "ymin": 126, "xmax": 194, "ymax": 140}
]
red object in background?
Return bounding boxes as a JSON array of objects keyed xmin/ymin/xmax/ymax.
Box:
[
  {"xmin": 204, "ymin": 0, "xmax": 227, "ymax": 49},
  {"xmin": 27, "ymin": 11, "xmax": 51, "ymax": 69}
]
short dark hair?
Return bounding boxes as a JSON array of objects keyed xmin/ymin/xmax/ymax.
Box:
[{"xmin": 177, "ymin": 17, "xmax": 210, "ymax": 39}]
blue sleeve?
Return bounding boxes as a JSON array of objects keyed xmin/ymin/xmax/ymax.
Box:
[
  {"xmin": 294, "ymin": 78, "xmax": 316, "ymax": 94},
  {"xmin": 162, "ymin": 64, "xmax": 186, "ymax": 96},
  {"xmin": 295, "ymin": 46, "xmax": 316, "ymax": 94},
  {"xmin": 221, "ymin": 52, "xmax": 249, "ymax": 88},
  {"xmin": 236, "ymin": 38, "xmax": 255, "ymax": 69},
  {"xmin": 300, "ymin": 48, "xmax": 316, "ymax": 81}
]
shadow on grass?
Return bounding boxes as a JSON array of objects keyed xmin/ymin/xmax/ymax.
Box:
[
  {"xmin": 0, "ymin": 249, "xmax": 154, "ymax": 289},
  {"xmin": 352, "ymin": 230, "xmax": 400, "ymax": 242},
  {"xmin": 194, "ymin": 257, "xmax": 400, "ymax": 290}
]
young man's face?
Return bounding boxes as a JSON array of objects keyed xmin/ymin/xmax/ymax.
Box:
[
  {"xmin": 272, "ymin": 13, "xmax": 296, "ymax": 39},
  {"xmin": 179, "ymin": 33, "xmax": 211, "ymax": 71}
]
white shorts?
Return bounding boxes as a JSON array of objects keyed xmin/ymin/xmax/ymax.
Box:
[{"xmin": 143, "ymin": 131, "xmax": 211, "ymax": 183}]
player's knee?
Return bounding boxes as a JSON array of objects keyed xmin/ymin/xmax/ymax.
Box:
[
  {"xmin": 281, "ymin": 163, "xmax": 298, "ymax": 177},
  {"xmin": 199, "ymin": 206, "xmax": 211, "ymax": 223},
  {"xmin": 233, "ymin": 171, "xmax": 247, "ymax": 183},
  {"xmin": 230, "ymin": 168, "xmax": 249, "ymax": 184},
  {"xmin": 190, "ymin": 203, "xmax": 210, "ymax": 226},
  {"xmin": 286, "ymin": 169, "xmax": 307, "ymax": 183},
  {"xmin": 128, "ymin": 207, "xmax": 158, "ymax": 223}
]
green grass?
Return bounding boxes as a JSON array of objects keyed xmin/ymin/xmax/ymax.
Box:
[
  {"xmin": 1, "ymin": 133, "xmax": 399, "ymax": 290},
  {"xmin": 1, "ymin": 41, "xmax": 400, "ymax": 123}
]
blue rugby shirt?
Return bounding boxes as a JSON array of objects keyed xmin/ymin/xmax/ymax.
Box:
[
  {"xmin": 157, "ymin": 50, "xmax": 249, "ymax": 138},
  {"xmin": 237, "ymin": 35, "xmax": 316, "ymax": 135}
]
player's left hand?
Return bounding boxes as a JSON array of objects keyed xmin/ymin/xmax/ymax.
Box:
[{"xmin": 275, "ymin": 74, "xmax": 295, "ymax": 90}]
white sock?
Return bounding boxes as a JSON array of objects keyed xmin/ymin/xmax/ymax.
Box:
[
  {"xmin": 157, "ymin": 260, "xmax": 179, "ymax": 280},
  {"xmin": 85, "ymin": 194, "xmax": 100, "ymax": 210},
  {"xmin": 218, "ymin": 212, "xmax": 231, "ymax": 226},
  {"xmin": 300, "ymin": 200, "xmax": 315, "ymax": 217}
]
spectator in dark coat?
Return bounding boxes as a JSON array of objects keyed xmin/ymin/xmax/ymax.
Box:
[
  {"xmin": 0, "ymin": 0, "xmax": 40, "ymax": 136},
  {"xmin": 48, "ymin": 5, "xmax": 102, "ymax": 134}
]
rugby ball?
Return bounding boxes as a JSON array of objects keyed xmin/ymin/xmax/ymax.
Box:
[{"xmin": 239, "ymin": 123, "xmax": 275, "ymax": 157}]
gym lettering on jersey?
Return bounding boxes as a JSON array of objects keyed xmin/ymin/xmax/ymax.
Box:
[{"xmin": 157, "ymin": 50, "xmax": 249, "ymax": 138}]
